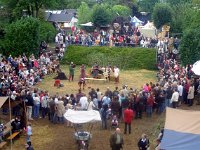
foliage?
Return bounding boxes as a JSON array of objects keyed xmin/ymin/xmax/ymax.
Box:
[
  {"xmin": 91, "ymin": 4, "xmax": 112, "ymax": 28},
  {"xmin": 39, "ymin": 21, "xmax": 56, "ymax": 43},
  {"xmin": 2, "ymin": 17, "xmax": 40, "ymax": 57},
  {"xmin": 166, "ymin": 0, "xmax": 192, "ymax": 5},
  {"xmin": 152, "ymin": 3, "xmax": 173, "ymax": 29},
  {"xmin": 180, "ymin": 28, "xmax": 200, "ymax": 65},
  {"xmin": 138, "ymin": 0, "xmax": 159, "ymax": 13},
  {"xmin": 170, "ymin": 3, "xmax": 198, "ymax": 34},
  {"xmin": 61, "ymin": 46, "xmax": 156, "ymax": 70},
  {"xmin": 112, "ymin": 5, "xmax": 131, "ymax": 17},
  {"xmin": 77, "ymin": 2, "xmax": 92, "ymax": 25}
]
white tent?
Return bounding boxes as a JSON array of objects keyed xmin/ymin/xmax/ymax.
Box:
[
  {"xmin": 130, "ymin": 16, "xmax": 143, "ymax": 27},
  {"xmin": 64, "ymin": 109, "xmax": 101, "ymax": 124},
  {"xmin": 80, "ymin": 22, "xmax": 93, "ymax": 27},
  {"xmin": 138, "ymin": 21, "xmax": 157, "ymax": 38},
  {"xmin": 192, "ymin": 60, "xmax": 200, "ymax": 76}
]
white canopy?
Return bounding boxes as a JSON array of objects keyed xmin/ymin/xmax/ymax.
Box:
[
  {"xmin": 80, "ymin": 22, "xmax": 93, "ymax": 27},
  {"xmin": 64, "ymin": 109, "xmax": 101, "ymax": 124},
  {"xmin": 192, "ymin": 60, "xmax": 200, "ymax": 76}
]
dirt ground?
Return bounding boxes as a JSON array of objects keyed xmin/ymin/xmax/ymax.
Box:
[{"xmin": 4, "ymin": 68, "xmax": 163, "ymax": 150}]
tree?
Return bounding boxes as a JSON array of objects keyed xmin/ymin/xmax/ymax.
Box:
[
  {"xmin": 112, "ymin": 5, "xmax": 131, "ymax": 17},
  {"xmin": 77, "ymin": 2, "xmax": 92, "ymax": 25},
  {"xmin": 2, "ymin": 17, "xmax": 40, "ymax": 56},
  {"xmin": 152, "ymin": 3, "xmax": 173, "ymax": 29},
  {"xmin": 91, "ymin": 4, "xmax": 112, "ymax": 28},
  {"xmin": 138, "ymin": 0, "xmax": 159, "ymax": 13},
  {"xmin": 39, "ymin": 21, "xmax": 56, "ymax": 43},
  {"xmin": 180, "ymin": 28, "xmax": 200, "ymax": 65}
]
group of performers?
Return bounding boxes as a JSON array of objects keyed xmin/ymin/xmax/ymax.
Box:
[{"xmin": 69, "ymin": 62, "xmax": 120, "ymax": 90}]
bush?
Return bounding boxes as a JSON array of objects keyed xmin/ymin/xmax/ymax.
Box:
[
  {"xmin": 180, "ymin": 28, "xmax": 200, "ymax": 66},
  {"xmin": 61, "ymin": 46, "xmax": 156, "ymax": 70},
  {"xmin": 39, "ymin": 21, "xmax": 57, "ymax": 43},
  {"xmin": 152, "ymin": 3, "xmax": 173, "ymax": 29},
  {"xmin": 2, "ymin": 17, "xmax": 40, "ymax": 57}
]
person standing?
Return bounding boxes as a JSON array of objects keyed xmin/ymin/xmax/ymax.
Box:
[
  {"xmin": 110, "ymin": 128, "xmax": 124, "ymax": 150},
  {"xmin": 171, "ymin": 89, "xmax": 179, "ymax": 108},
  {"xmin": 124, "ymin": 106, "xmax": 134, "ymax": 134},
  {"xmin": 25, "ymin": 92, "xmax": 34, "ymax": 121},
  {"xmin": 113, "ymin": 66, "xmax": 120, "ymax": 84},
  {"xmin": 69, "ymin": 62, "xmax": 75, "ymax": 81},
  {"xmin": 78, "ymin": 64, "xmax": 86, "ymax": 90},
  {"xmin": 188, "ymin": 83, "xmax": 195, "ymax": 106}
]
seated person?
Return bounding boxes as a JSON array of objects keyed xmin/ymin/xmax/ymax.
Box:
[{"xmin": 11, "ymin": 117, "xmax": 21, "ymax": 133}]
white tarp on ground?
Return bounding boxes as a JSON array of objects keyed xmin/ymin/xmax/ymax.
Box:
[
  {"xmin": 64, "ymin": 109, "xmax": 101, "ymax": 124},
  {"xmin": 192, "ymin": 60, "xmax": 200, "ymax": 76}
]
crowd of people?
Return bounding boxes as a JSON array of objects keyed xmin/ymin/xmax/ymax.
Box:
[
  {"xmin": 55, "ymin": 28, "xmax": 158, "ymax": 49},
  {"xmin": 0, "ymin": 30, "xmax": 200, "ymax": 150}
]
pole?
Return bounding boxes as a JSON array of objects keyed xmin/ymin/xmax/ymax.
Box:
[{"xmin": 8, "ymin": 93, "xmax": 13, "ymax": 150}]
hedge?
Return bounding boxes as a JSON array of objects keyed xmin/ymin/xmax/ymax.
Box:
[{"xmin": 61, "ymin": 46, "xmax": 156, "ymax": 70}]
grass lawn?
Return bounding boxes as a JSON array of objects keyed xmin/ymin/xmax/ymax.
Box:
[
  {"xmin": 36, "ymin": 65, "xmax": 157, "ymax": 96},
  {"xmin": 6, "ymin": 67, "xmax": 167, "ymax": 150}
]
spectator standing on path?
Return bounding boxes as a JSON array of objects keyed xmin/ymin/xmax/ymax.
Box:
[
  {"xmin": 26, "ymin": 92, "xmax": 34, "ymax": 121},
  {"xmin": 188, "ymin": 83, "xmax": 195, "ymax": 106},
  {"xmin": 171, "ymin": 89, "xmax": 179, "ymax": 108},
  {"xmin": 69, "ymin": 62, "xmax": 75, "ymax": 81},
  {"xmin": 124, "ymin": 106, "xmax": 134, "ymax": 134},
  {"xmin": 110, "ymin": 128, "xmax": 124, "ymax": 150},
  {"xmin": 25, "ymin": 122, "xmax": 32, "ymax": 143}
]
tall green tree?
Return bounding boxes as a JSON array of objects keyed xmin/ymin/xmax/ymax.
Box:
[
  {"xmin": 180, "ymin": 28, "xmax": 200, "ymax": 65},
  {"xmin": 91, "ymin": 4, "xmax": 112, "ymax": 28},
  {"xmin": 77, "ymin": 2, "xmax": 92, "ymax": 25},
  {"xmin": 138, "ymin": 0, "xmax": 159, "ymax": 13},
  {"xmin": 2, "ymin": 17, "xmax": 40, "ymax": 56},
  {"xmin": 112, "ymin": 5, "xmax": 131, "ymax": 17},
  {"xmin": 152, "ymin": 3, "xmax": 173, "ymax": 29}
]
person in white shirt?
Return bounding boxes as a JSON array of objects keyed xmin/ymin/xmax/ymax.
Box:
[
  {"xmin": 78, "ymin": 94, "xmax": 88, "ymax": 110},
  {"xmin": 177, "ymin": 82, "xmax": 183, "ymax": 105},
  {"xmin": 114, "ymin": 66, "xmax": 120, "ymax": 84},
  {"xmin": 188, "ymin": 83, "xmax": 195, "ymax": 106},
  {"xmin": 171, "ymin": 89, "xmax": 179, "ymax": 108},
  {"xmin": 33, "ymin": 94, "xmax": 40, "ymax": 118}
]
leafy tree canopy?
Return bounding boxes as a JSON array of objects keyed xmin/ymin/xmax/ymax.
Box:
[{"xmin": 152, "ymin": 3, "xmax": 173, "ymax": 29}]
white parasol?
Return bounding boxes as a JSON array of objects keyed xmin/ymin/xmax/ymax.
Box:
[
  {"xmin": 64, "ymin": 109, "xmax": 101, "ymax": 124},
  {"xmin": 192, "ymin": 60, "xmax": 200, "ymax": 76}
]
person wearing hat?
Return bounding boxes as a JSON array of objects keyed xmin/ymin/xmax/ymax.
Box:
[
  {"xmin": 110, "ymin": 128, "xmax": 124, "ymax": 150},
  {"xmin": 69, "ymin": 62, "xmax": 75, "ymax": 81}
]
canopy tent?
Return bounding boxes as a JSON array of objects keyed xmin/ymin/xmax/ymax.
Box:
[
  {"xmin": 130, "ymin": 16, "xmax": 143, "ymax": 27},
  {"xmin": 64, "ymin": 109, "xmax": 101, "ymax": 124},
  {"xmin": 161, "ymin": 108, "xmax": 200, "ymax": 150},
  {"xmin": 138, "ymin": 21, "xmax": 157, "ymax": 38},
  {"xmin": 0, "ymin": 97, "xmax": 8, "ymax": 108},
  {"xmin": 80, "ymin": 22, "xmax": 93, "ymax": 27},
  {"xmin": 192, "ymin": 60, "xmax": 200, "ymax": 76}
]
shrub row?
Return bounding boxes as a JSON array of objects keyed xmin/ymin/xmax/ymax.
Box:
[{"xmin": 61, "ymin": 46, "xmax": 156, "ymax": 70}]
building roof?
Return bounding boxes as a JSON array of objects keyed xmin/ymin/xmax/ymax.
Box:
[{"xmin": 47, "ymin": 13, "xmax": 74, "ymax": 23}]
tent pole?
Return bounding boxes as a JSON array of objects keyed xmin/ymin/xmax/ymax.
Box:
[{"xmin": 9, "ymin": 95, "xmax": 13, "ymax": 150}]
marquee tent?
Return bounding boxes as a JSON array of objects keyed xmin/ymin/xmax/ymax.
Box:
[
  {"xmin": 0, "ymin": 97, "xmax": 8, "ymax": 108},
  {"xmin": 130, "ymin": 16, "xmax": 143, "ymax": 27},
  {"xmin": 138, "ymin": 21, "xmax": 157, "ymax": 38},
  {"xmin": 161, "ymin": 108, "xmax": 200, "ymax": 150},
  {"xmin": 192, "ymin": 60, "xmax": 200, "ymax": 76}
]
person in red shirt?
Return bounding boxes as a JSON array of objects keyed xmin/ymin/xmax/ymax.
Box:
[
  {"xmin": 124, "ymin": 106, "xmax": 134, "ymax": 134},
  {"xmin": 146, "ymin": 93, "xmax": 155, "ymax": 117}
]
